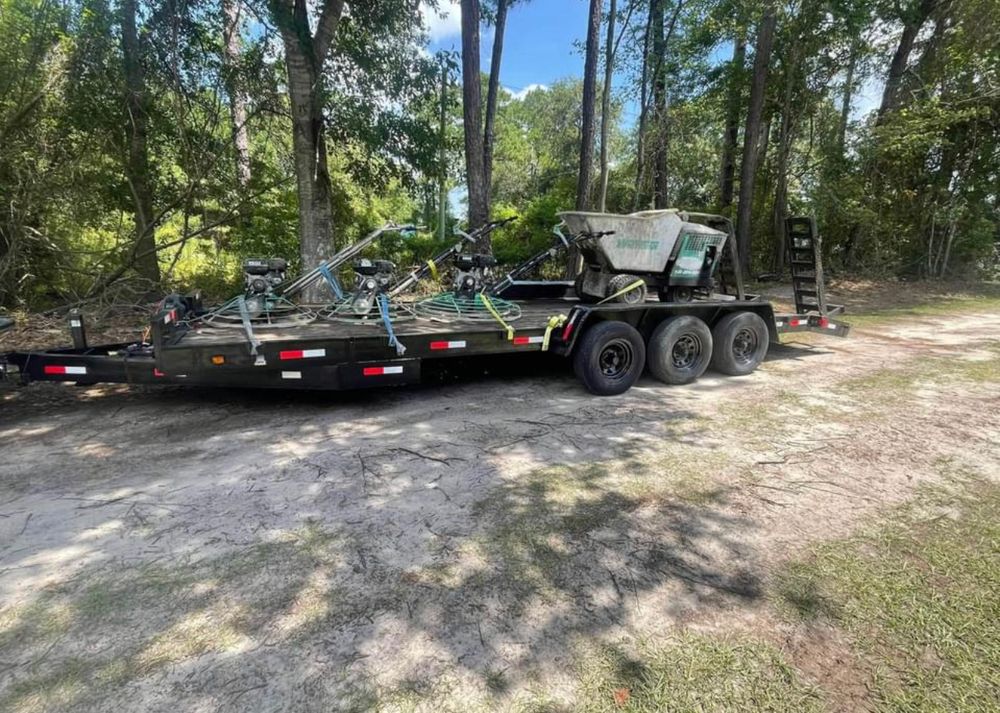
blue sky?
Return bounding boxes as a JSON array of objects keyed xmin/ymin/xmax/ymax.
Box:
[
  {"xmin": 420, "ymin": 0, "xmax": 884, "ymax": 119},
  {"xmin": 424, "ymin": 0, "xmax": 592, "ymax": 97}
]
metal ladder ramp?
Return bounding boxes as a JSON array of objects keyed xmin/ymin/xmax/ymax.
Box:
[{"xmin": 785, "ymin": 217, "xmax": 842, "ymax": 316}]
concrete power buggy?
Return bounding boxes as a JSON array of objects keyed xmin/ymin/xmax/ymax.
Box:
[{"xmin": 559, "ymin": 209, "xmax": 731, "ymax": 304}]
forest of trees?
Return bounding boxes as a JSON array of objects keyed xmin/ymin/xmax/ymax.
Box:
[{"xmin": 1, "ymin": 0, "xmax": 997, "ymax": 308}]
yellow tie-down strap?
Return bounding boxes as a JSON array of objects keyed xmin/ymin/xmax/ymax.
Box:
[
  {"xmin": 542, "ymin": 314, "xmax": 567, "ymax": 351},
  {"xmin": 426, "ymin": 259, "xmax": 439, "ymax": 281},
  {"xmin": 478, "ymin": 293, "xmax": 515, "ymax": 341},
  {"xmin": 597, "ymin": 278, "xmax": 645, "ymax": 305}
]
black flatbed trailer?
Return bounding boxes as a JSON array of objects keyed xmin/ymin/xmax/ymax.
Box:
[{"xmin": 2, "ymin": 282, "xmax": 849, "ymax": 396}]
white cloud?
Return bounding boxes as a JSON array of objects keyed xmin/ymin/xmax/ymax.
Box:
[
  {"xmin": 507, "ymin": 83, "xmax": 548, "ymax": 100},
  {"xmin": 421, "ymin": 0, "xmax": 462, "ymax": 42}
]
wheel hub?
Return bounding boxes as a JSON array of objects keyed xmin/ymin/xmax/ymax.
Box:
[
  {"xmin": 732, "ymin": 327, "xmax": 758, "ymax": 364},
  {"xmin": 598, "ymin": 339, "xmax": 633, "ymax": 379},
  {"xmin": 671, "ymin": 333, "xmax": 702, "ymax": 369}
]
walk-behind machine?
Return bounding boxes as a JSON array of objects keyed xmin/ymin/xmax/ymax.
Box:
[{"xmin": 2, "ymin": 213, "xmax": 849, "ymax": 396}]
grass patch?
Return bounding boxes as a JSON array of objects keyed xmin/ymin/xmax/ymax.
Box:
[
  {"xmin": 845, "ymin": 293, "xmax": 1000, "ymax": 328},
  {"xmin": 573, "ymin": 634, "xmax": 824, "ymax": 712},
  {"xmin": 466, "ymin": 451, "xmax": 730, "ymax": 599},
  {"xmin": 775, "ymin": 478, "xmax": 1000, "ymax": 711},
  {"xmin": 0, "ymin": 524, "xmax": 345, "ymax": 713}
]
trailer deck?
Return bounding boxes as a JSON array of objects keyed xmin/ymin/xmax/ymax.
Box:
[{"xmin": 2, "ymin": 288, "xmax": 849, "ymax": 395}]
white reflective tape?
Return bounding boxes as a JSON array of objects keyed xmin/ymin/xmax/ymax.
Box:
[
  {"xmin": 301, "ymin": 349, "xmax": 326, "ymax": 358},
  {"xmin": 383, "ymin": 365, "xmax": 404, "ymax": 374},
  {"xmin": 281, "ymin": 371, "xmax": 302, "ymax": 380},
  {"xmin": 827, "ymin": 323, "xmax": 837, "ymax": 330},
  {"xmin": 65, "ymin": 366, "xmax": 87, "ymax": 375},
  {"xmin": 448, "ymin": 340, "xmax": 467, "ymax": 348},
  {"xmin": 70, "ymin": 319, "xmax": 82, "ymax": 328}
]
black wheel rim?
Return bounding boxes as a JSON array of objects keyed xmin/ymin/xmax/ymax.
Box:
[
  {"xmin": 598, "ymin": 339, "xmax": 634, "ymax": 380},
  {"xmin": 732, "ymin": 327, "xmax": 759, "ymax": 364},
  {"xmin": 671, "ymin": 333, "xmax": 702, "ymax": 369}
]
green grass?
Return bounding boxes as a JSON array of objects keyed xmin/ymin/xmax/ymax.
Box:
[
  {"xmin": 775, "ymin": 477, "xmax": 1000, "ymax": 712},
  {"xmin": 572, "ymin": 635, "xmax": 824, "ymax": 713}
]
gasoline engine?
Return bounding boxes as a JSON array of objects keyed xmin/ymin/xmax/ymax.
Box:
[
  {"xmin": 452, "ymin": 254, "xmax": 497, "ymax": 296},
  {"xmin": 349, "ymin": 258, "xmax": 395, "ymax": 315}
]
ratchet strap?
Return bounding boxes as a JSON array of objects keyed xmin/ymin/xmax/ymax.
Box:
[
  {"xmin": 377, "ymin": 294, "xmax": 406, "ymax": 356},
  {"xmin": 318, "ymin": 264, "xmax": 344, "ymax": 300},
  {"xmin": 598, "ymin": 279, "xmax": 645, "ymax": 305},
  {"xmin": 542, "ymin": 314, "xmax": 567, "ymax": 352},
  {"xmin": 477, "ymin": 292, "xmax": 515, "ymax": 340}
]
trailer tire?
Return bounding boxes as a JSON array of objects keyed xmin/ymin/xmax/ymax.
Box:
[
  {"xmin": 710, "ymin": 311, "xmax": 769, "ymax": 376},
  {"xmin": 572, "ymin": 321, "xmax": 646, "ymax": 395},
  {"xmin": 606, "ymin": 274, "xmax": 647, "ymax": 304},
  {"xmin": 647, "ymin": 316, "xmax": 713, "ymax": 385}
]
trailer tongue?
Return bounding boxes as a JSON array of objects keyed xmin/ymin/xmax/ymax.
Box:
[{"xmin": 2, "ymin": 214, "xmax": 850, "ymax": 396}]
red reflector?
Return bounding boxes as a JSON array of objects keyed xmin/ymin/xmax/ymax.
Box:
[
  {"xmin": 153, "ymin": 368, "xmax": 165, "ymax": 377},
  {"xmin": 818, "ymin": 317, "xmax": 829, "ymax": 328},
  {"xmin": 279, "ymin": 350, "xmax": 304, "ymax": 360},
  {"xmin": 43, "ymin": 365, "xmax": 66, "ymax": 375},
  {"xmin": 429, "ymin": 341, "xmax": 448, "ymax": 350},
  {"xmin": 512, "ymin": 336, "xmax": 530, "ymax": 345},
  {"xmin": 562, "ymin": 322, "xmax": 575, "ymax": 341},
  {"xmin": 363, "ymin": 367, "xmax": 383, "ymax": 376}
]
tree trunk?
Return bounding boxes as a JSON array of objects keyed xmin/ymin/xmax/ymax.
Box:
[
  {"xmin": 598, "ymin": 0, "xmax": 617, "ymax": 212},
  {"xmin": 270, "ymin": 0, "xmax": 344, "ymax": 298},
  {"xmin": 836, "ymin": 41, "xmax": 857, "ymax": 158},
  {"xmin": 483, "ymin": 0, "xmax": 508, "ymax": 204},
  {"xmin": 876, "ymin": 0, "xmax": 936, "ymax": 124},
  {"xmin": 566, "ymin": 0, "xmax": 603, "ymax": 277},
  {"xmin": 120, "ymin": 0, "xmax": 159, "ymax": 285},
  {"xmin": 719, "ymin": 31, "xmax": 745, "ymax": 211},
  {"xmin": 771, "ymin": 59, "xmax": 797, "ymax": 272},
  {"xmin": 460, "ymin": 0, "xmax": 489, "ymax": 249},
  {"xmin": 735, "ymin": 3, "xmax": 776, "ymax": 277},
  {"xmin": 650, "ymin": 0, "xmax": 668, "ymax": 208},
  {"xmin": 576, "ymin": 0, "xmax": 602, "ymax": 212},
  {"xmin": 633, "ymin": 1, "xmax": 653, "ymax": 209},
  {"xmin": 438, "ymin": 57, "xmax": 449, "ymax": 242},
  {"xmin": 222, "ymin": 0, "xmax": 251, "ymax": 187}
]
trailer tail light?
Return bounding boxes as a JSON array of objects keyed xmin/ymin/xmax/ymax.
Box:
[
  {"xmin": 279, "ymin": 348, "xmax": 326, "ymax": 360},
  {"xmin": 363, "ymin": 365, "xmax": 404, "ymax": 376},
  {"xmin": 211, "ymin": 355, "xmax": 225, "ymax": 365},
  {"xmin": 512, "ymin": 335, "xmax": 543, "ymax": 345},
  {"xmin": 429, "ymin": 340, "xmax": 467, "ymax": 350},
  {"xmin": 43, "ymin": 365, "xmax": 87, "ymax": 375}
]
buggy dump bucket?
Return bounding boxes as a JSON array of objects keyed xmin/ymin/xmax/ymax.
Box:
[{"xmin": 558, "ymin": 210, "xmax": 688, "ymax": 273}]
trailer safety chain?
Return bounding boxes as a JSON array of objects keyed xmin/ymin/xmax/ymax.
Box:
[
  {"xmin": 377, "ymin": 294, "xmax": 407, "ymax": 356},
  {"xmin": 542, "ymin": 314, "xmax": 567, "ymax": 351},
  {"xmin": 318, "ymin": 264, "xmax": 344, "ymax": 300},
  {"xmin": 597, "ymin": 278, "xmax": 646, "ymax": 305},
  {"xmin": 477, "ymin": 292, "xmax": 515, "ymax": 340}
]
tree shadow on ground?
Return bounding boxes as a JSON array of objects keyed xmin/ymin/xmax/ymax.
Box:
[{"xmin": 1, "ymin": 355, "xmax": 773, "ymax": 711}]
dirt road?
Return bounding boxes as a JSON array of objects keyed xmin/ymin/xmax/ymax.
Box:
[{"xmin": 1, "ymin": 301, "xmax": 998, "ymax": 711}]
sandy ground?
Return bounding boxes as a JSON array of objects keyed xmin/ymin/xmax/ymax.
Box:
[{"xmin": 0, "ymin": 296, "xmax": 999, "ymax": 711}]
